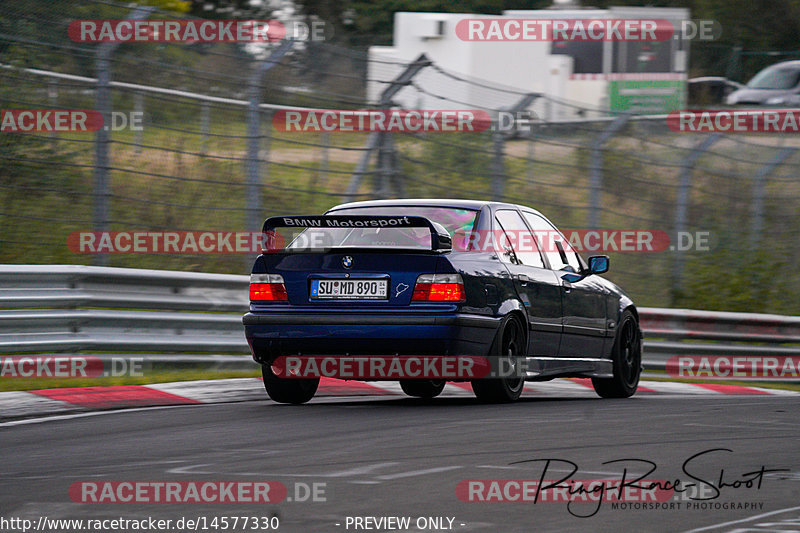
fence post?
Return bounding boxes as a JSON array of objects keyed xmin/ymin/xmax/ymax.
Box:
[
  {"xmin": 48, "ymin": 80, "xmax": 58, "ymax": 146},
  {"xmin": 750, "ymin": 147, "xmax": 794, "ymax": 249},
  {"xmin": 245, "ymin": 77, "xmax": 261, "ymax": 237},
  {"xmin": 375, "ymin": 132, "xmax": 388, "ymax": 198},
  {"xmin": 587, "ymin": 114, "xmax": 630, "ymax": 230},
  {"xmin": 319, "ymin": 131, "xmax": 329, "ymax": 186},
  {"xmin": 671, "ymin": 132, "xmax": 722, "ymax": 303},
  {"xmin": 344, "ymin": 54, "xmax": 431, "ymax": 201},
  {"xmin": 92, "ymin": 5, "xmax": 153, "ymax": 267},
  {"xmin": 259, "ymin": 108, "xmax": 273, "ymax": 233},
  {"xmin": 344, "ymin": 134, "xmax": 379, "ymax": 201},
  {"xmin": 725, "ymin": 45, "xmax": 743, "ymax": 81},
  {"xmin": 490, "ymin": 130, "xmax": 505, "ymax": 201},
  {"xmin": 526, "ymin": 130, "xmax": 536, "ymax": 184},
  {"xmin": 93, "ymin": 40, "xmax": 112, "ymax": 267},
  {"xmin": 244, "ymin": 41, "xmax": 293, "ymax": 271},
  {"xmin": 498, "ymin": 93, "xmax": 540, "ymax": 196},
  {"xmin": 387, "ymin": 132, "xmax": 404, "ymax": 198},
  {"xmin": 200, "ymin": 101, "xmax": 210, "ymax": 156},
  {"xmin": 365, "ymin": 130, "xmax": 401, "ymax": 199},
  {"xmin": 245, "ymin": 40, "xmax": 294, "ymax": 235},
  {"xmin": 133, "ymin": 91, "xmax": 144, "ymax": 155},
  {"xmin": 261, "ymin": 108, "xmax": 273, "ymax": 181}
]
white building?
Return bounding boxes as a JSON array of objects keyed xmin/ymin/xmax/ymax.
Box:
[{"xmin": 368, "ymin": 5, "xmax": 690, "ymax": 120}]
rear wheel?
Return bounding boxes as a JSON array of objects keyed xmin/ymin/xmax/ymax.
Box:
[
  {"xmin": 261, "ymin": 363, "xmax": 319, "ymax": 404},
  {"xmin": 591, "ymin": 310, "xmax": 641, "ymax": 398},
  {"xmin": 472, "ymin": 314, "xmax": 526, "ymax": 403},
  {"xmin": 400, "ymin": 379, "xmax": 446, "ymax": 399}
]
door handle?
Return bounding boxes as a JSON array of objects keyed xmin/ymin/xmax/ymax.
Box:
[
  {"xmin": 562, "ymin": 281, "xmax": 572, "ymax": 293},
  {"xmin": 514, "ymin": 273, "xmax": 529, "ymax": 285}
]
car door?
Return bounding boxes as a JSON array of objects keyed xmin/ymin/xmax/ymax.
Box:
[
  {"xmin": 521, "ymin": 211, "xmax": 607, "ymax": 358},
  {"xmin": 494, "ymin": 210, "xmax": 561, "ymax": 357}
]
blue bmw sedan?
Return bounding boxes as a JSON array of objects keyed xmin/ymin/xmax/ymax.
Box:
[{"xmin": 243, "ymin": 199, "xmax": 642, "ymax": 404}]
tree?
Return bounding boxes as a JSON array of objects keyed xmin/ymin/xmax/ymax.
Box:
[
  {"xmin": 185, "ymin": 0, "xmax": 272, "ymax": 19},
  {"xmin": 294, "ymin": 0, "xmax": 549, "ymax": 46},
  {"xmin": 292, "ymin": 0, "xmax": 800, "ymax": 78}
]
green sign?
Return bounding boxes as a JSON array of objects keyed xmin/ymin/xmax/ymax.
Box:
[{"xmin": 609, "ymin": 80, "xmax": 685, "ymax": 113}]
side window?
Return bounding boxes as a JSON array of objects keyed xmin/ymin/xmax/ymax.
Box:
[
  {"xmin": 522, "ymin": 212, "xmax": 582, "ymax": 272},
  {"xmin": 559, "ymin": 239, "xmax": 583, "ymax": 273},
  {"xmin": 494, "ymin": 210, "xmax": 545, "ymax": 268}
]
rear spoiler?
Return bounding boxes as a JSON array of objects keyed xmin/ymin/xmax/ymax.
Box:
[{"xmin": 262, "ymin": 215, "xmax": 452, "ymax": 252}]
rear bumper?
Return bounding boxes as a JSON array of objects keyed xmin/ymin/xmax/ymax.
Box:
[{"xmin": 243, "ymin": 312, "xmax": 500, "ymax": 363}]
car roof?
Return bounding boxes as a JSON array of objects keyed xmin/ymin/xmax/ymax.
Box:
[
  {"xmin": 329, "ymin": 198, "xmax": 539, "ymax": 213},
  {"xmin": 762, "ymin": 60, "xmax": 800, "ymax": 70},
  {"xmin": 688, "ymin": 76, "xmax": 744, "ymax": 88}
]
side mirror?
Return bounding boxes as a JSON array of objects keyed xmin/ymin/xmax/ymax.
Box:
[{"xmin": 588, "ymin": 255, "xmax": 609, "ymax": 275}]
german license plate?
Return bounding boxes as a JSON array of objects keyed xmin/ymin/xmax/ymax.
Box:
[{"xmin": 310, "ymin": 279, "xmax": 388, "ymax": 300}]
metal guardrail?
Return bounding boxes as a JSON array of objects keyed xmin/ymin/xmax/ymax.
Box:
[
  {"xmin": 1, "ymin": 266, "xmax": 799, "ymax": 371},
  {"xmin": 639, "ymin": 307, "xmax": 800, "ymax": 370},
  {"xmin": 0, "ymin": 265, "xmax": 249, "ymax": 357}
]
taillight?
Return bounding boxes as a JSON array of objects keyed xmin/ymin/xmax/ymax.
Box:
[
  {"xmin": 411, "ymin": 273, "xmax": 466, "ymax": 302},
  {"xmin": 250, "ymin": 273, "xmax": 288, "ymax": 302}
]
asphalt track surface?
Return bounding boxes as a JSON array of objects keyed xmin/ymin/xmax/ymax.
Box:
[{"xmin": 2, "ymin": 393, "xmax": 800, "ymax": 533}]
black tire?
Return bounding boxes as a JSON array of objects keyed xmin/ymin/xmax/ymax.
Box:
[
  {"xmin": 591, "ymin": 310, "xmax": 642, "ymax": 398},
  {"xmin": 399, "ymin": 379, "xmax": 446, "ymax": 399},
  {"xmin": 261, "ymin": 363, "xmax": 319, "ymax": 404},
  {"xmin": 471, "ymin": 314, "xmax": 526, "ymax": 403}
]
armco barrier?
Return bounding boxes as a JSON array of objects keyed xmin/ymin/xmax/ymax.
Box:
[
  {"xmin": 640, "ymin": 307, "xmax": 800, "ymax": 368},
  {"xmin": 1, "ymin": 266, "xmax": 798, "ymax": 372},
  {"xmin": 0, "ymin": 265, "xmax": 249, "ymax": 357}
]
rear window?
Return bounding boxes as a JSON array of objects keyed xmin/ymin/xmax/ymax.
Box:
[{"xmin": 282, "ymin": 206, "xmax": 478, "ymax": 251}]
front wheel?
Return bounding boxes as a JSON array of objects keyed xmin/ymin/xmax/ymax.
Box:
[
  {"xmin": 261, "ymin": 363, "xmax": 319, "ymax": 404},
  {"xmin": 400, "ymin": 379, "xmax": 446, "ymax": 399},
  {"xmin": 591, "ymin": 310, "xmax": 642, "ymax": 398},
  {"xmin": 472, "ymin": 314, "xmax": 526, "ymax": 403}
]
